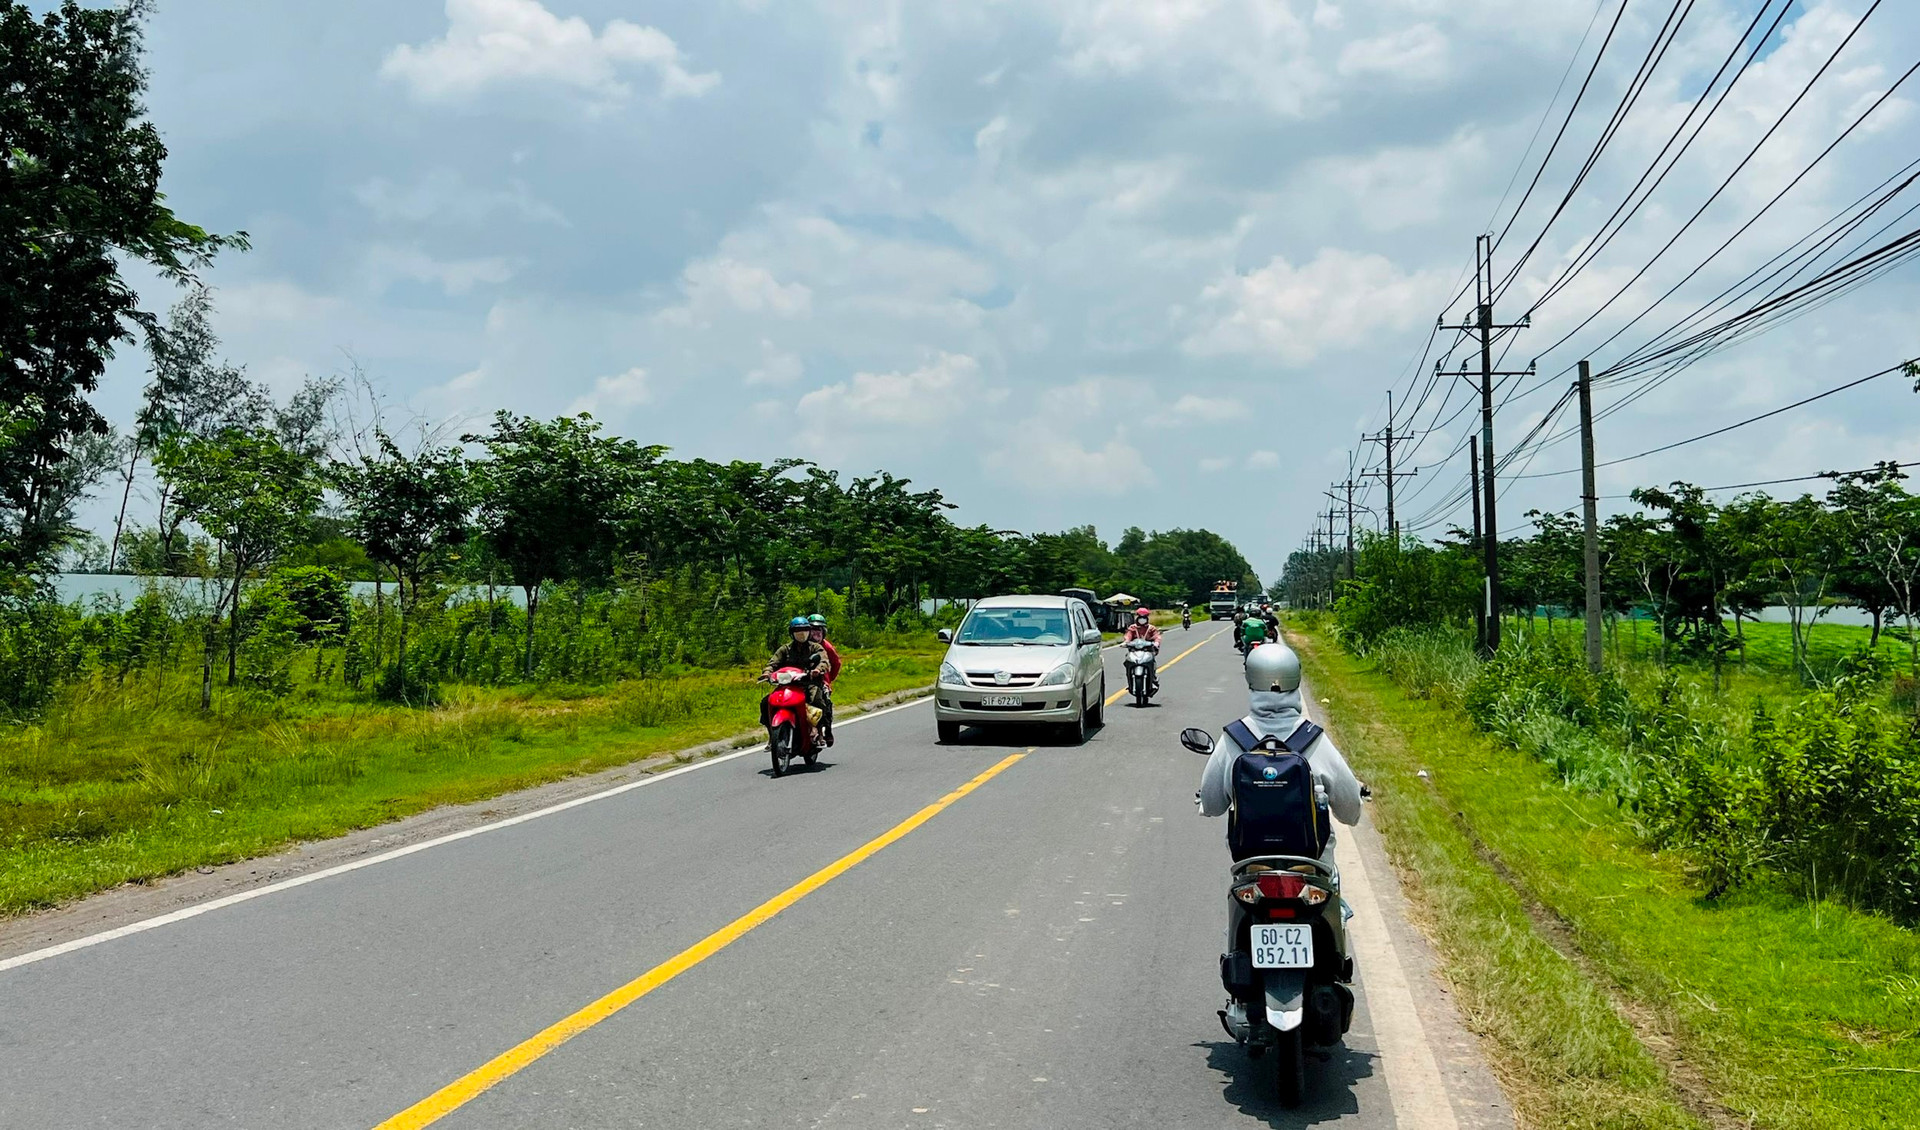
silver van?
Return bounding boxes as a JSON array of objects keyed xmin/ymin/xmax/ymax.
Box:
[{"xmin": 933, "ymin": 594, "xmax": 1106, "ymax": 744}]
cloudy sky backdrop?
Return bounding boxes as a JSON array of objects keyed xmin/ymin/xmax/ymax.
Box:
[{"xmin": 74, "ymin": 0, "xmax": 1920, "ymax": 581}]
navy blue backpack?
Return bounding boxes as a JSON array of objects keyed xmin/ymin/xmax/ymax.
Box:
[{"xmin": 1224, "ymin": 718, "xmax": 1329, "ymax": 861}]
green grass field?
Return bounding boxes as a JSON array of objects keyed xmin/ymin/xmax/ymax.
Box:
[
  {"xmin": 1294, "ymin": 625, "xmax": 1920, "ymax": 1130},
  {"xmin": 1575, "ymin": 614, "xmax": 1920, "ymax": 678},
  {"xmin": 0, "ymin": 645, "xmax": 941, "ymax": 916}
]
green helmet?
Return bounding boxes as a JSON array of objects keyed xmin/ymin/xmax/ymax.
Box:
[
  {"xmin": 788, "ymin": 616, "xmax": 811, "ymax": 629},
  {"xmin": 807, "ymin": 614, "xmax": 828, "ymax": 626}
]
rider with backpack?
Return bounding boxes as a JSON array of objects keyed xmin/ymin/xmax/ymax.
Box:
[{"xmin": 1197, "ymin": 642, "xmax": 1363, "ymax": 942}]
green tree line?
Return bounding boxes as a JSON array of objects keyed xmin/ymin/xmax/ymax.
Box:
[{"xmin": 1289, "ymin": 462, "xmax": 1920, "ymax": 685}]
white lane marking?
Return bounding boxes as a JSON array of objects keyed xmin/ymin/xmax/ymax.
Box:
[
  {"xmin": 1335, "ymin": 829, "xmax": 1462, "ymax": 1130},
  {"xmin": 0, "ymin": 693, "xmax": 936, "ymax": 974}
]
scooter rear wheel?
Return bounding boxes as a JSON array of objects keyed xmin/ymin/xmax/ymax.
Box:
[{"xmin": 1274, "ymin": 1027, "xmax": 1306, "ymax": 1108}]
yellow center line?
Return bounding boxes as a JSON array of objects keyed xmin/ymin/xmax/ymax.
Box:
[
  {"xmin": 374, "ymin": 750, "xmax": 1031, "ymax": 1128},
  {"xmin": 1106, "ymin": 626, "xmax": 1226, "ymax": 705}
]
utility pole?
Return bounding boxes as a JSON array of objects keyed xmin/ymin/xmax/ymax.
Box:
[
  {"xmin": 1469, "ymin": 434, "xmax": 1486, "ymax": 655},
  {"xmin": 1441, "ymin": 235, "xmax": 1532, "ymax": 652},
  {"xmin": 1362, "ymin": 390, "xmax": 1419, "ymax": 539},
  {"xmin": 1579, "ymin": 359, "xmax": 1602, "ymax": 674},
  {"xmin": 1326, "ymin": 480, "xmax": 1358, "ymax": 579}
]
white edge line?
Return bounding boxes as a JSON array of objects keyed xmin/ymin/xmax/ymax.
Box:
[{"xmin": 0, "ymin": 692, "xmax": 937, "ymax": 974}]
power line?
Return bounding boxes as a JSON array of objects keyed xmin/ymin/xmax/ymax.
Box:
[
  {"xmin": 1510, "ymin": 362, "xmax": 1908, "ymax": 480},
  {"xmin": 1597, "ymin": 460, "xmax": 1920, "ymax": 498}
]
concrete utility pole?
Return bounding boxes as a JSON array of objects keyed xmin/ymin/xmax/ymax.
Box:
[
  {"xmin": 1579, "ymin": 359, "xmax": 1602, "ymax": 674},
  {"xmin": 1326, "ymin": 481, "xmax": 1359, "ymax": 579},
  {"xmin": 1441, "ymin": 235, "xmax": 1532, "ymax": 652},
  {"xmin": 1362, "ymin": 390, "xmax": 1419, "ymax": 539},
  {"xmin": 1469, "ymin": 434, "xmax": 1486, "ymax": 655}
]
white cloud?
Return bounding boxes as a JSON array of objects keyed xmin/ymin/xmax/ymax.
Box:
[
  {"xmin": 1336, "ymin": 24, "xmax": 1449, "ymax": 84},
  {"xmin": 745, "ymin": 341, "xmax": 804, "ymax": 386},
  {"xmin": 1198, "ymin": 456, "xmax": 1232, "ymax": 473},
  {"xmin": 364, "ymin": 245, "xmax": 514, "ymax": 295},
  {"xmin": 382, "ymin": 0, "xmax": 719, "ymax": 103},
  {"xmin": 1171, "ymin": 394, "xmax": 1237, "ymax": 422},
  {"xmin": 658, "ymin": 257, "xmax": 813, "ymax": 327},
  {"xmin": 1186, "ymin": 249, "xmax": 1446, "ymax": 365},
  {"xmin": 568, "ymin": 366, "xmax": 652, "ymax": 418},
  {"xmin": 797, "ymin": 353, "xmax": 996, "ymax": 431},
  {"xmin": 991, "ymin": 432, "xmax": 1155, "ymax": 496},
  {"xmin": 1245, "ymin": 450, "xmax": 1281, "ymax": 470},
  {"xmin": 353, "ymin": 171, "xmax": 567, "ymax": 226}
]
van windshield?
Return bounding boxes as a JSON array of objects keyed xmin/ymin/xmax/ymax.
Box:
[{"xmin": 954, "ymin": 607, "xmax": 1073, "ymax": 646}]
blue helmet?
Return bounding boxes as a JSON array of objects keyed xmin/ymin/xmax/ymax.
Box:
[{"xmin": 788, "ymin": 616, "xmax": 811, "ymax": 629}]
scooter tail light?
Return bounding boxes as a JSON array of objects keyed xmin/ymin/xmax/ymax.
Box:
[{"xmin": 1254, "ymin": 873, "xmax": 1307, "ymax": 900}]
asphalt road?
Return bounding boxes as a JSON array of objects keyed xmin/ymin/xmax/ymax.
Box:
[{"xmin": 1, "ymin": 626, "xmax": 1512, "ymax": 1129}]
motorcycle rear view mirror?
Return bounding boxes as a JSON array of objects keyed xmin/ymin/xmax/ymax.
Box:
[
  {"xmin": 1180, "ymin": 728, "xmax": 1215, "ymax": 755},
  {"xmin": 937, "ymin": 628, "xmax": 953, "ymax": 643}
]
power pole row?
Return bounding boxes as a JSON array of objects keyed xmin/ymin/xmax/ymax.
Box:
[{"xmin": 1362, "ymin": 389, "xmax": 1419, "ymax": 539}]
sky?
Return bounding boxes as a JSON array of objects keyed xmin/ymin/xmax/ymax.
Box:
[{"xmin": 68, "ymin": 0, "xmax": 1920, "ymax": 584}]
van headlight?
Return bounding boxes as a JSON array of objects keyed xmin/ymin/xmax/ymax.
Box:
[
  {"xmin": 1039, "ymin": 663, "xmax": 1075, "ymax": 687},
  {"xmin": 940, "ymin": 661, "xmax": 966, "ymax": 686}
]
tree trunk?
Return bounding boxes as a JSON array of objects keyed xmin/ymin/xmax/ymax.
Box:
[
  {"xmin": 226, "ymin": 571, "xmax": 243, "ymax": 686},
  {"xmin": 374, "ymin": 576, "xmax": 385, "ymax": 670},
  {"xmin": 398, "ymin": 581, "xmax": 410, "ymax": 703},
  {"xmin": 1871, "ymin": 608, "xmax": 1883, "ymax": 648},
  {"xmin": 108, "ymin": 438, "xmax": 143, "ymax": 574},
  {"xmin": 523, "ymin": 584, "xmax": 539, "ymax": 679}
]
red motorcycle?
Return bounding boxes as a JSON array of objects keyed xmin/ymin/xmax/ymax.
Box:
[{"xmin": 760, "ymin": 666, "xmax": 822, "ymax": 777}]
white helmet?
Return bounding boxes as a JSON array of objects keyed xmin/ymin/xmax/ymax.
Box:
[{"xmin": 1244, "ymin": 642, "xmax": 1301, "ymax": 693}]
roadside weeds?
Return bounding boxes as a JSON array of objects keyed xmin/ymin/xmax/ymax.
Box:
[{"xmin": 1293, "ymin": 626, "xmax": 1920, "ymax": 1130}]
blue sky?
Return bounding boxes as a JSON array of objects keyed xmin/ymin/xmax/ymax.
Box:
[{"xmin": 74, "ymin": 0, "xmax": 1920, "ymax": 580}]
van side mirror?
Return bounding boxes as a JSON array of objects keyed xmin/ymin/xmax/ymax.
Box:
[
  {"xmin": 1180, "ymin": 728, "xmax": 1215, "ymax": 755},
  {"xmin": 1080, "ymin": 629, "xmax": 1102, "ymax": 645},
  {"xmin": 937, "ymin": 628, "xmax": 953, "ymax": 643}
]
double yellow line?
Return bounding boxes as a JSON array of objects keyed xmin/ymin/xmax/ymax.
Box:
[{"xmin": 376, "ymin": 751, "xmax": 1027, "ymax": 1128}]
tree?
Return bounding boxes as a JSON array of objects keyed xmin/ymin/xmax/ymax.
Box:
[
  {"xmin": 333, "ymin": 435, "xmax": 471, "ymax": 703},
  {"xmin": 1748, "ymin": 492, "xmax": 1843, "ymax": 683},
  {"xmin": 1828, "ymin": 464, "xmax": 1920, "ymax": 676},
  {"xmin": 157, "ymin": 429, "xmax": 321, "ymax": 707},
  {"xmin": 466, "ymin": 412, "xmax": 656, "ymax": 677},
  {"xmin": 1, "ymin": 1, "xmax": 245, "ymax": 575}
]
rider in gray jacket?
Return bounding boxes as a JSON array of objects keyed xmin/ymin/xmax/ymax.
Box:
[{"xmin": 1199, "ymin": 642, "xmax": 1363, "ymax": 854}]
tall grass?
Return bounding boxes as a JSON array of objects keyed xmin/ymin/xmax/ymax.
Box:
[{"xmin": 1342, "ymin": 622, "xmax": 1920, "ymax": 922}]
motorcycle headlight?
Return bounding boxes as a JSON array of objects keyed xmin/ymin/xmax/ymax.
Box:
[
  {"xmin": 1039, "ymin": 662, "xmax": 1075, "ymax": 687},
  {"xmin": 940, "ymin": 661, "xmax": 966, "ymax": 686}
]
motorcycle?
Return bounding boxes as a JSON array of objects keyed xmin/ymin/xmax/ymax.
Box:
[
  {"xmin": 1181, "ymin": 727, "xmax": 1356, "ymax": 1108},
  {"xmin": 1181, "ymin": 608, "xmax": 1193, "ymax": 631},
  {"xmin": 1123, "ymin": 639, "xmax": 1159, "ymax": 706},
  {"xmin": 759, "ymin": 666, "xmax": 823, "ymax": 777}
]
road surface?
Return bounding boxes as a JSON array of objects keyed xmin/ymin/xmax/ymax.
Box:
[{"xmin": 1, "ymin": 626, "xmax": 1512, "ymax": 1128}]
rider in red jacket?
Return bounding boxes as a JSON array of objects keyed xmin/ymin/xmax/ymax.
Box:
[{"xmin": 808, "ymin": 614, "xmax": 840, "ymax": 744}]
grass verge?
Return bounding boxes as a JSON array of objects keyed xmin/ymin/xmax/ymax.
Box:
[
  {"xmin": 0, "ymin": 647, "xmax": 940, "ymax": 916},
  {"xmin": 1293, "ymin": 626, "xmax": 1920, "ymax": 1130}
]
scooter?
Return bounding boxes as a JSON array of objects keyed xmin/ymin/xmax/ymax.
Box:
[
  {"xmin": 1181, "ymin": 608, "xmax": 1193, "ymax": 631},
  {"xmin": 1181, "ymin": 727, "xmax": 1355, "ymax": 1108},
  {"xmin": 759, "ymin": 666, "xmax": 823, "ymax": 777},
  {"xmin": 1123, "ymin": 639, "xmax": 1159, "ymax": 706}
]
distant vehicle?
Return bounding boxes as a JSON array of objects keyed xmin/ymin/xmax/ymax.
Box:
[
  {"xmin": 1209, "ymin": 581, "xmax": 1240, "ymax": 620},
  {"xmin": 934, "ymin": 595, "xmax": 1106, "ymax": 744}
]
